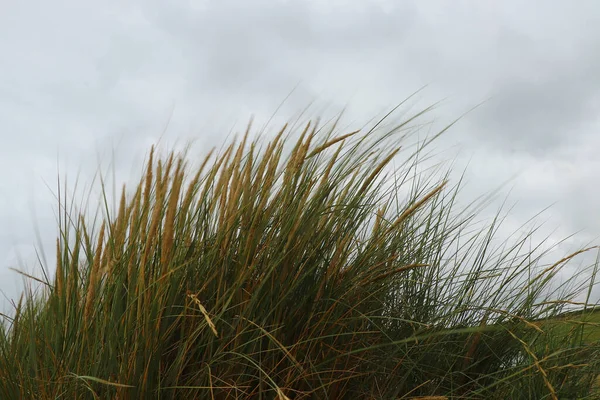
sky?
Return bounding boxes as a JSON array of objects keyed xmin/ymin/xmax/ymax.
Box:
[{"xmin": 1, "ymin": 0, "xmax": 600, "ymax": 314}]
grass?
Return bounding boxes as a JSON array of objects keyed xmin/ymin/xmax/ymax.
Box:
[
  {"xmin": 541, "ymin": 309, "xmax": 600, "ymax": 344},
  {"xmin": 0, "ymin": 107, "xmax": 599, "ymax": 399}
]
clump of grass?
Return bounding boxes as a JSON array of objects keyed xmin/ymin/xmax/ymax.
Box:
[{"xmin": 0, "ymin": 108, "xmax": 599, "ymax": 399}]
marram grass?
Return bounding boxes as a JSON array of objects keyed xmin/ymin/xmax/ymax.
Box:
[{"xmin": 1, "ymin": 111, "xmax": 599, "ymax": 399}]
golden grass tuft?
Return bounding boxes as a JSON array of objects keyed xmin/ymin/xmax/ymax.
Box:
[{"xmin": 0, "ymin": 107, "xmax": 599, "ymax": 399}]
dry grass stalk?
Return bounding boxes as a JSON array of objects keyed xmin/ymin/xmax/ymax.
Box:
[
  {"xmin": 188, "ymin": 292, "xmax": 219, "ymax": 338},
  {"xmin": 83, "ymin": 222, "xmax": 106, "ymax": 326}
]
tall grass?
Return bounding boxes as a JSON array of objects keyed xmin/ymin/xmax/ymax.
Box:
[{"xmin": 0, "ymin": 109, "xmax": 599, "ymax": 399}]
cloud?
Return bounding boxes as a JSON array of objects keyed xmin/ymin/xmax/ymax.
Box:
[{"xmin": 1, "ymin": 0, "xmax": 600, "ymax": 311}]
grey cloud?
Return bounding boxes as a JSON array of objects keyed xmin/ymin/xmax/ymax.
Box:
[
  {"xmin": 1, "ymin": 0, "xmax": 600, "ymax": 310},
  {"xmin": 471, "ymin": 52, "xmax": 600, "ymax": 153}
]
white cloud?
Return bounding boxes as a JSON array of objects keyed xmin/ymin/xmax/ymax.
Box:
[{"xmin": 1, "ymin": 0, "xmax": 599, "ymax": 313}]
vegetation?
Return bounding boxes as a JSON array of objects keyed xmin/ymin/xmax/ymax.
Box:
[{"xmin": 0, "ymin": 106, "xmax": 599, "ymax": 399}]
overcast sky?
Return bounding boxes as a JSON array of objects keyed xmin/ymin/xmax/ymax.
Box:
[{"xmin": 2, "ymin": 1, "xmax": 600, "ymax": 314}]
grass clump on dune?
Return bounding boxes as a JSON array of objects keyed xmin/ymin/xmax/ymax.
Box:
[{"xmin": 0, "ymin": 107, "xmax": 599, "ymax": 399}]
